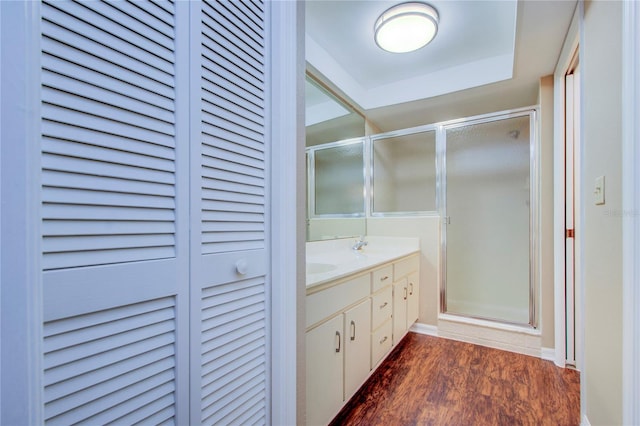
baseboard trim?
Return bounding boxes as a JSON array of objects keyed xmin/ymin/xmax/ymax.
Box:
[
  {"xmin": 541, "ymin": 347, "xmax": 556, "ymax": 361},
  {"xmin": 410, "ymin": 324, "xmax": 560, "ymax": 363},
  {"xmin": 410, "ymin": 322, "xmax": 438, "ymax": 336},
  {"xmin": 581, "ymin": 414, "xmax": 591, "ymax": 426}
]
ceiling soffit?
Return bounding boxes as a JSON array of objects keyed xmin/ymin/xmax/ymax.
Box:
[{"xmin": 305, "ymin": 0, "xmax": 518, "ymax": 110}]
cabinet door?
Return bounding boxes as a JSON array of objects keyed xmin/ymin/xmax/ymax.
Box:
[
  {"xmin": 407, "ymin": 271, "xmax": 420, "ymax": 328},
  {"xmin": 306, "ymin": 315, "xmax": 344, "ymax": 426},
  {"xmin": 393, "ymin": 278, "xmax": 408, "ymax": 345},
  {"xmin": 344, "ymin": 299, "xmax": 372, "ymax": 401}
]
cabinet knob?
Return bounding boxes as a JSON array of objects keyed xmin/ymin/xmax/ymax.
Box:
[
  {"xmin": 350, "ymin": 320, "xmax": 356, "ymax": 341},
  {"xmin": 335, "ymin": 331, "xmax": 341, "ymax": 353},
  {"xmin": 380, "ymin": 336, "xmax": 388, "ymax": 344},
  {"xmin": 379, "ymin": 301, "xmax": 388, "ymax": 309}
]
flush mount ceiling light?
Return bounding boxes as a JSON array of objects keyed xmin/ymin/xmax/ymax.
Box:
[{"xmin": 374, "ymin": 2, "xmax": 439, "ymax": 53}]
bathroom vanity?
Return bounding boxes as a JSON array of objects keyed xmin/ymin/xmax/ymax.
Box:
[{"xmin": 306, "ymin": 237, "xmax": 420, "ymax": 426}]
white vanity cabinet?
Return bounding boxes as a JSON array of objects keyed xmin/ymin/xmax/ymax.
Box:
[
  {"xmin": 306, "ymin": 315, "xmax": 344, "ymax": 426},
  {"xmin": 392, "ymin": 256, "xmax": 421, "ymax": 344},
  {"xmin": 306, "ymin": 252, "xmax": 420, "ymax": 425},
  {"xmin": 344, "ymin": 299, "xmax": 372, "ymax": 400}
]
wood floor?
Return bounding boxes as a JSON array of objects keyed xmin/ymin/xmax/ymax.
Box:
[{"xmin": 330, "ymin": 333, "xmax": 580, "ymax": 426}]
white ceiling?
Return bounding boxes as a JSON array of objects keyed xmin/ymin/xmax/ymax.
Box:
[{"xmin": 305, "ymin": 0, "xmax": 578, "ymax": 132}]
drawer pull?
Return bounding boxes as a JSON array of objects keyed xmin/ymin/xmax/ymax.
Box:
[
  {"xmin": 350, "ymin": 320, "xmax": 356, "ymax": 341},
  {"xmin": 380, "ymin": 275, "xmax": 389, "ymax": 282},
  {"xmin": 409, "ymin": 282, "xmax": 414, "ymax": 296},
  {"xmin": 379, "ymin": 336, "xmax": 388, "ymax": 344},
  {"xmin": 379, "ymin": 301, "xmax": 388, "ymax": 309},
  {"xmin": 336, "ymin": 331, "xmax": 341, "ymax": 353},
  {"xmin": 403, "ymin": 287, "xmax": 408, "ymax": 300}
]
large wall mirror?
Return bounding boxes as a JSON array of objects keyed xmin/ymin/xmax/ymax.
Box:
[{"xmin": 305, "ymin": 73, "xmax": 366, "ymax": 241}]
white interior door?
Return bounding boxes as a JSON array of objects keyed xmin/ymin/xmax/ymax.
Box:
[
  {"xmin": 191, "ymin": 1, "xmax": 270, "ymax": 424},
  {"xmin": 40, "ymin": 1, "xmax": 190, "ymax": 423}
]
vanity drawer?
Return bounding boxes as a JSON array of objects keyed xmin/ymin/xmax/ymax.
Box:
[
  {"xmin": 393, "ymin": 254, "xmax": 419, "ymax": 280},
  {"xmin": 306, "ymin": 274, "xmax": 370, "ymax": 328},
  {"xmin": 371, "ymin": 286, "xmax": 392, "ymax": 330},
  {"xmin": 371, "ymin": 320, "xmax": 393, "ymax": 368},
  {"xmin": 371, "ymin": 265, "xmax": 393, "ymax": 292}
]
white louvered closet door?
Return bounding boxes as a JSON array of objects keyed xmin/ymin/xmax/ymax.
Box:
[
  {"xmin": 192, "ymin": 1, "xmax": 270, "ymax": 424},
  {"xmin": 40, "ymin": 1, "xmax": 190, "ymax": 424}
]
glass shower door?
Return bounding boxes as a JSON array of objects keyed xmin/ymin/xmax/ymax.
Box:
[{"xmin": 443, "ymin": 114, "xmax": 533, "ymax": 325}]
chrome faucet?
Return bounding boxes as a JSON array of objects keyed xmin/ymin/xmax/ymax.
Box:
[{"xmin": 352, "ymin": 236, "xmax": 368, "ymax": 251}]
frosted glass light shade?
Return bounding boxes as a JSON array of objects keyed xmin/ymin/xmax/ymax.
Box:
[{"xmin": 374, "ymin": 2, "xmax": 439, "ymax": 53}]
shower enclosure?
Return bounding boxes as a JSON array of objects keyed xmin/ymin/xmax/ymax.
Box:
[
  {"xmin": 306, "ymin": 108, "xmax": 538, "ymax": 327},
  {"xmin": 441, "ymin": 111, "xmax": 537, "ymax": 326}
]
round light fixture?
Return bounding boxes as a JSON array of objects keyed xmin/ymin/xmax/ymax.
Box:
[{"xmin": 374, "ymin": 2, "xmax": 439, "ymax": 53}]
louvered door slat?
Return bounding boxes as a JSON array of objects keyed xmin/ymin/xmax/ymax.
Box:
[
  {"xmin": 45, "ymin": 1, "xmax": 174, "ymax": 65},
  {"xmin": 42, "ymin": 39, "xmax": 175, "ymax": 100},
  {"xmin": 43, "ymin": 204, "xmax": 174, "ymax": 221},
  {"xmin": 43, "ymin": 72, "xmax": 174, "ymax": 123},
  {"xmin": 44, "ymin": 346, "xmax": 175, "ymax": 403},
  {"xmin": 144, "ymin": 0, "xmax": 175, "ymax": 21},
  {"xmin": 203, "ymin": 99, "xmax": 264, "ymax": 136},
  {"xmin": 201, "ymin": 53, "xmax": 263, "ymax": 102},
  {"xmin": 202, "ymin": 341, "xmax": 263, "ymax": 379},
  {"xmin": 203, "ymin": 156, "xmax": 264, "ymax": 179},
  {"xmin": 106, "ymin": 1, "xmax": 174, "ymax": 40},
  {"xmin": 42, "ymin": 140, "xmax": 175, "ymax": 175},
  {"xmin": 202, "ymin": 124, "xmax": 264, "ymax": 154},
  {"xmin": 62, "ymin": 380, "xmax": 175, "ymax": 426},
  {"xmin": 202, "ymin": 210, "xmax": 262, "ymax": 223},
  {"xmin": 201, "ymin": 374, "xmax": 265, "ymax": 425},
  {"xmin": 42, "ymin": 121, "xmax": 175, "ymax": 157},
  {"xmin": 45, "ymin": 358, "xmax": 174, "ymax": 415},
  {"xmin": 41, "ymin": 106, "xmax": 175, "ymax": 150},
  {"xmin": 42, "ymin": 89, "xmax": 175, "ymax": 136},
  {"xmin": 210, "ymin": 1, "xmax": 264, "ymax": 50},
  {"xmin": 41, "ymin": 19, "xmax": 173, "ymax": 87},
  {"xmin": 61, "ymin": 1, "xmax": 175, "ymax": 60},
  {"xmin": 202, "ymin": 177, "xmax": 263, "ymax": 196},
  {"xmin": 43, "ymin": 219, "xmax": 174, "ymax": 237},
  {"xmin": 43, "ymin": 185, "xmax": 174, "ymax": 208},
  {"xmin": 43, "ymin": 55, "xmax": 175, "ymax": 111},
  {"xmin": 205, "ymin": 91, "xmax": 263, "ymax": 131},
  {"xmin": 228, "ymin": 0, "xmax": 264, "ymax": 31},
  {"xmin": 42, "ymin": 172, "xmax": 174, "ymax": 199},
  {"xmin": 202, "ymin": 191, "xmax": 264, "ymax": 208},
  {"xmin": 42, "ymin": 153, "xmax": 175, "ymax": 185},
  {"xmin": 202, "ymin": 73, "xmax": 263, "ymax": 117},
  {"xmin": 201, "ymin": 13, "xmax": 263, "ymax": 73}
]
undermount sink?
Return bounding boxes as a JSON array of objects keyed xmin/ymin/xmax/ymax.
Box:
[{"xmin": 306, "ymin": 262, "xmax": 338, "ymax": 274}]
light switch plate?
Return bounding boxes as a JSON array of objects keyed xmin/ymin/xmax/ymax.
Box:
[{"xmin": 594, "ymin": 175, "xmax": 605, "ymax": 205}]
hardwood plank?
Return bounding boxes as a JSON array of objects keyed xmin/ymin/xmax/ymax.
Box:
[{"xmin": 330, "ymin": 333, "xmax": 580, "ymax": 426}]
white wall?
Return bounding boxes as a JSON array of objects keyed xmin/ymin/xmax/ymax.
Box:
[
  {"xmin": 582, "ymin": 1, "xmax": 623, "ymax": 424},
  {"xmin": 538, "ymin": 75, "xmax": 555, "ymax": 349}
]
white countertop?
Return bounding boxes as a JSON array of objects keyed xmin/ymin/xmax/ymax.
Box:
[{"xmin": 306, "ymin": 236, "xmax": 420, "ymax": 289}]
